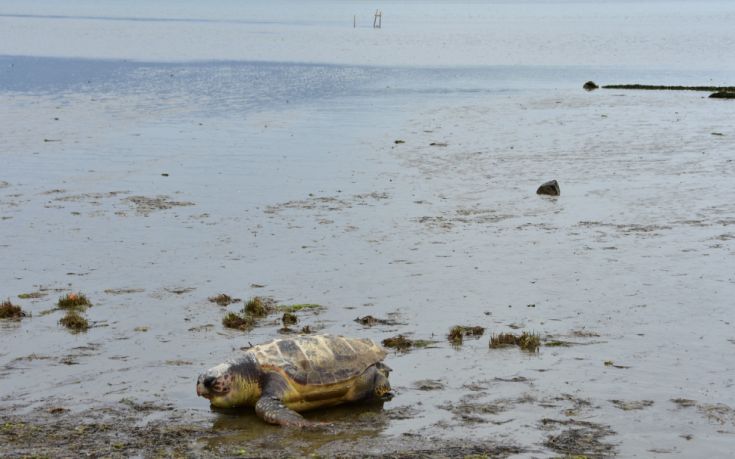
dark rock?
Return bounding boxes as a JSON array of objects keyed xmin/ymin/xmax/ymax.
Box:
[
  {"xmin": 537, "ymin": 180, "xmax": 560, "ymax": 196},
  {"xmin": 583, "ymin": 81, "xmax": 599, "ymax": 91},
  {"xmin": 709, "ymin": 91, "xmax": 735, "ymax": 99}
]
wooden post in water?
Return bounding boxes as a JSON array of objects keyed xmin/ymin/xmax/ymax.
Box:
[
  {"xmin": 353, "ymin": 15, "xmax": 356, "ymax": 28},
  {"xmin": 373, "ymin": 10, "xmax": 382, "ymax": 29}
]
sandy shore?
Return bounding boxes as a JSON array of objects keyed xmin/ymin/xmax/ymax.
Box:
[
  {"xmin": 1, "ymin": 55, "xmax": 734, "ymax": 457},
  {"xmin": 2, "ymin": 0, "xmax": 735, "ymax": 454}
]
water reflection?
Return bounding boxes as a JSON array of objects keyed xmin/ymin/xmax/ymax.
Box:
[{"xmin": 204, "ymin": 400, "xmax": 389, "ymax": 455}]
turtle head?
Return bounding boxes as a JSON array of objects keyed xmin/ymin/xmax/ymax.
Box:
[{"xmin": 196, "ymin": 356, "xmax": 261, "ymax": 408}]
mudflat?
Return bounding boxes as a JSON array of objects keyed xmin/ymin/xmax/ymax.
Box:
[{"xmin": 2, "ymin": 1, "xmax": 735, "ymax": 457}]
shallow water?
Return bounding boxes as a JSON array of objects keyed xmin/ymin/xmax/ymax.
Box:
[{"xmin": 2, "ymin": 1, "xmax": 735, "ymax": 457}]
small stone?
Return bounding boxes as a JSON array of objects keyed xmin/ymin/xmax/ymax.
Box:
[
  {"xmin": 536, "ymin": 180, "xmax": 560, "ymax": 196},
  {"xmin": 583, "ymin": 81, "xmax": 599, "ymax": 91}
]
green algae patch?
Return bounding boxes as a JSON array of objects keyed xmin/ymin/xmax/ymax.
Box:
[
  {"xmin": 57, "ymin": 292, "xmax": 91, "ymax": 310},
  {"xmin": 0, "ymin": 299, "xmax": 28, "ymax": 319},
  {"xmin": 448, "ymin": 325, "xmax": 485, "ymax": 345},
  {"xmin": 490, "ymin": 332, "xmax": 540, "ymax": 352},
  {"xmin": 59, "ymin": 310, "xmax": 89, "ymax": 332},
  {"xmin": 17, "ymin": 291, "xmax": 46, "ymax": 300}
]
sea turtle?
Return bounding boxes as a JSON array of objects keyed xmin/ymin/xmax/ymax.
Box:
[{"xmin": 196, "ymin": 334, "xmax": 392, "ymax": 427}]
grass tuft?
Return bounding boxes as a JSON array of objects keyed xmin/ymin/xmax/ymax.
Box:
[
  {"xmin": 57, "ymin": 292, "xmax": 91, "ymax": 310},
  {"xmin": 448, "ymin": 325, "xmax": 486, "ymax": 345},
  {"xmin": 59, "ymin": 310, "xmax": 89, "ymax": 332},
  {"xmin": 282, "ymin": 312, "xmax": 298, "ymax": 326},
  {"xmin": 490, "ymin": 332, "xmax": 540, "ymax": 352},
  {"xmin": 208, "ymin": 294, "xmax": 238, "ymax": 306},
  {"xmin": 0, "ymin": 299, "xmax": 27, "ymax": 319},
  {"xmin": 222, "ymin": 312, "xmax": 255, "ymax": 331},
  {"xmin": 244, "ymin": 297, "xmax": 273, "ymax": 317},
  {"xmin": 382, "ymin": 335, "xmax": 413, "ymax": 351}
]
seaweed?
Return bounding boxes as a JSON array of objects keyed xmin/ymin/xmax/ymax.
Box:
[
  {"xmin": 57, "ymin": 292, "xmax": 91, "ymax": 310},
  {"xmin": 243, "ymin": 297, "xmax": 272, "ymax": 317},
  {"xmin": 208, "ymin": 294, "xmax": 239, "ymax": 306},
  {"xmin": 278, "ymin": 303, "xmax": 322, "ymax": 313},
  {"xmin": 489, "ymin": 332, "xmax": 540, "ymax": 352},
  {"xmin": 448, "ymin": 325, "xmax": 485, "ymax": 345},
  {"xmin": 282, "ymin": 312, "xmax": 298, "ymax": 326},
  {"xmin": 17, "ymin": 291, "xmax": 46, "ymax": 299},
  {"xmin": 59, "ymin": 310, "xmax": 89, "ymax": 332},
  {"xmin": 382, "ymin": 335, "xmax": 436, "ymax": 351},
  {"xmin": 222, "ymin": 312, "xmax": 255, "ymax": 331},
  {"xmin": 382, "ymin": 335, "xmax": 413, "ymax": 351},
  {"xmin": 0, "ymin": 300, "xmax": 27, "ymax": 319},
  {"xmin": 354, "ymin": 315, "xmax": 399, "ymax": 326}
]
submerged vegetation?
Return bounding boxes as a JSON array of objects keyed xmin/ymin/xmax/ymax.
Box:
[
  {"xmin": 278, "ymin": 303, "xmax": 322, "ymax": 313},
  {"xmin": 490, "ymin": 332, "xmax": 540, "ymax": 352},
  {"xmin": 354, "ymin": 315, "xmax": 399, "ymax": 326},
  {"xmin": 382, "ymin": 334, "xmax": 412, "ymax": 351},
  {"xmin": 0, "ymin": 299, "xmax": 27, "ymax": 319},
  {"xmin": 447, "ymin": 325, "xmax": 485, "ymax": 345},
  {"xmin": 223, "ymin": 297, "xmax": 319, "ymax": 332},
  {"xmin": 382, "ymin": 334, "xmax": 435, "ymax": 352},
  {"xmin": 208, "ymin": 294, "xmax": 239, "ymax": 306},
  {"xmin": 222, "ymin": 312, "xmax": 255, "ymax": 331},
  {"xmin": 57, "ymin": 292, "xmax": 91, "ymax": 310},
  {"xmin": 17, "ymin": 291, "xmax": 46, "ymax": 299},
  {"xmin": 244, "ymin": 297, "xmax": 274, "ymax": 317},
  {"xmin": 59, "ymin": 310, "xmax": 89, "ymax": 332},
  {"xmin": 282, "ymin": 312, "xmax": 298, "ymax": 326}
]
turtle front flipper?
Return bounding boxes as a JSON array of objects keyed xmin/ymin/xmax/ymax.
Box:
[{"xmin": 255, "ymin": 396, "xmax": 314, "ymax": 427}]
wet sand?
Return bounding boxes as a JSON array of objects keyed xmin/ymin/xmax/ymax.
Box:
[
  {"xmin": 2, "ymin": 0, "xmax": 735, "ymax": 454},
  {"xmin": 2, "ymin": 55, "xmax": 734, "ymax": 457}
]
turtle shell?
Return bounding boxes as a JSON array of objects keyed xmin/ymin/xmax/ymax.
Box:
[{"xmin": 249, "ymin": 334, "xmax": 386, "ymax": 386}]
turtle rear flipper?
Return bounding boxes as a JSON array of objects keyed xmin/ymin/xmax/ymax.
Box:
[{"xmin": 255, "ymin": 396, "xmax": 325, "ymax": 428}]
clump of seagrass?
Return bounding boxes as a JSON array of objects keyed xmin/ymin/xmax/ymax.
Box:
[
  {"xmin": 282, "ymin": 312, "xmax": 298, "ymax": 326},
  {"xmin": 0, "ymin": 299, "xmax": 27, "ymax": 319},
  {"xmin": 448, "ymin": 325, "xmax": 485, "ymax": 345},
  {"xmin": 244, "ymin": 297, "xmax": 274, "ymax": 317},
  {"xmin": 382, "ymin": 335, "xmax": 435, "ymax": 352},
  {"xmin": 57, "ymin": 292, "xmax": 91, "ymax": 310},
  {"xmin": 490, "ymin": 332, "xmax": 540, "ymax": 352},
  {"xmin": 222, "ymin": 296, "xmax": 276, "ymax": 331},
  {"xmin": 59, "ymin": 310, "xmax": 89, "ymax": 332},
  {"xmin": 208, "ymin": 294, "xmax": 239, "ymax": 306},
  {"xmin": 383, "ymin": 335, "xmax": 412, "ymax": 351},
  {"xmin": 222, "ymin": 312, "xmax": 256, "ymax": 331}
]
